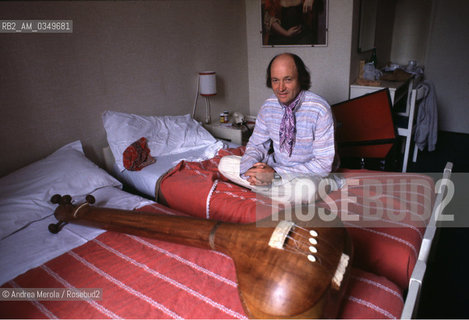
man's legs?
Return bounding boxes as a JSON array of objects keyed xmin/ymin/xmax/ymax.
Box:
[{"xmin": 218, "ymin": 155, "xmax": 253, "ymax": 189}]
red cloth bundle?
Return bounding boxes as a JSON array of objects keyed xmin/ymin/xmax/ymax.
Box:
[{"xmin": 123, "ymin": 137, "xmax": 156, "ymax": 171}]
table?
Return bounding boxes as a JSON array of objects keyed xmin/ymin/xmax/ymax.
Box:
[
  {"xmin": 203, "ymin": 122, "xmax": 250, "ymax": 145},
  {"xmin": 350, "ymin": 78, "xmax": 413, "ymax": 111}
]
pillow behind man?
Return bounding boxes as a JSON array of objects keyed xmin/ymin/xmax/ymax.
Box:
[{"xmin": 103, "ymin": 111, "xmax": 220, "ymax": 172}]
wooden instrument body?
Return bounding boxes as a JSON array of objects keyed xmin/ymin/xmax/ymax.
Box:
[{"xmin": 52, "ymin": 198, "xmax": 352, "ymax": 319}]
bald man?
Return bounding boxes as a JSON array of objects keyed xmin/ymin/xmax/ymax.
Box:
[{"xmin": 219, "ymin": 53, "xmax": 338, "ymax": 203}]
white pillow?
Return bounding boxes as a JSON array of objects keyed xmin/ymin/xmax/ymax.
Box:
[
  {"xmin": 0, "ymin": 141, "xmax": 122, "ymax": 240},
  {"xmin": 0, "ymin": 141, "xmax": 121, "ymax": 203},
  {"xmin": 102, "ymin": 111, "xmax": 218, "ymax": 172}
]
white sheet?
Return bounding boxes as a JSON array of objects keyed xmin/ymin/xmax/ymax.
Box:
[
  {"xmin": 113, "ymin": 141, "xmax": 226, "ymax": 198},
  {"xmin": 0, "ymin": 141, "xmax": 122, "ymax": 240},
  {"xmin": 0, "ymin": 186, "xmax": 153, "ymax": 285}
]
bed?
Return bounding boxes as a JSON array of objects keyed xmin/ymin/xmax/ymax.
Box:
[
  {"xmin": 0, "ymin": 139, "xmax": 430, "ymax": 319},
  {"xmin": 99, "ymin": 111, "xmax": 453, "ymax": 319}
]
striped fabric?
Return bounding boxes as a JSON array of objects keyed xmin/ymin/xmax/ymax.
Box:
[
  {"xmin": 160, "ymin": 146, "xmax": 435, "ymax": 291},
  {"xmin": 241, "ymin": 91, "xmax": 335, "ymax": 178},
  {"xmin": 316, "ymin": 169, "xmax": 435, "ymax": 289},
  {"xmin": 340, "ymin": 269, "xmax": 404, "ymax": 319},
  {"xmin": 1, "ymin": 204, "xmax": 246, "ymax": 319},
  {"xmin": 1, "ymin": 202, "xmax": 404, "ymax": 319},
  {"xmin": 159, "ymin": 146, "xmax": 279, "ymax": 223}
]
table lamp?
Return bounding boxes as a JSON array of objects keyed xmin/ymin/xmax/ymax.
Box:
[{"xmin": 192, "ymin": 71, "xmax": 216, "ymax": 124}]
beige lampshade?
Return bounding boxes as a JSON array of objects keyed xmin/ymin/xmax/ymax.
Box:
[{"xmin": 199, "ymin": 71, "xmax": 216, "ymax": 96}]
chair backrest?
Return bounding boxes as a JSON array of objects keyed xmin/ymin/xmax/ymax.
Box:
[
  {"xmin": 407, "ymin": 85, "xmax": 426, "ymax": 128},
  {"xmin": 406, "ymin": 83, "xmax": 426, "ymax": 113},
  {"xmin": 332, "ymin": 88, "xmax": 397, "ymax": 159},
  {"xmin": 415, "ymin": 85, "xmax": 426, "ymax": 101}
]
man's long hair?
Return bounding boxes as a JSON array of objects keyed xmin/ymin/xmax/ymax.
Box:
[{"xmin": 266, "ymin": 53, "xmax": 311, "ymax": 90}]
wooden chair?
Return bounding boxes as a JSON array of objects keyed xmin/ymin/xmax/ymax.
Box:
[
  {"xmin": 332, "ymin": 88, "xmax": 397, "ymax": 170},
  {"xmin": 395, "ymin": 86, "xmax": 426, "ymax": 172}
]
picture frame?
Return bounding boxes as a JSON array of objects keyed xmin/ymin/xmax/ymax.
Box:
[{"xmin": 261, "ymin": 0, "xmax": 328, "ymax": 47}]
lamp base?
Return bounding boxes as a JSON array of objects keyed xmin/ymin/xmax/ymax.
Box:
[{"xmin": 204, "ymin": 96, "xmax": 211, "ymax": 124}]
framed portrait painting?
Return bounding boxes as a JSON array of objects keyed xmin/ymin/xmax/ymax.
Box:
[{"xmin": 261, "ymin": 0, "xmax": 328, "ymax": 47}]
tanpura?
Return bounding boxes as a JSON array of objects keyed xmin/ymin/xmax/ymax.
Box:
[{"xmin": 49, "ymin": 194, "xmax": 353, "ymax": 319}]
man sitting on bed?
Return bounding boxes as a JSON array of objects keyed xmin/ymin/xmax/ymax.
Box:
[{"xmin": 219, "ymin": 52, "xmax": 340, "ymax": 203}]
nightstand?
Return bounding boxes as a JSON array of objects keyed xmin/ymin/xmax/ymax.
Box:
[{"xmin": 203, "ymin": 123, "xmax": 250, "ymax": 145}]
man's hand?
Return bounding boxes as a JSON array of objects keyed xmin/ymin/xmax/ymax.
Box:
[{"xmin": 245, "ymin": 163, "xmax": 276, "ymax": 186}]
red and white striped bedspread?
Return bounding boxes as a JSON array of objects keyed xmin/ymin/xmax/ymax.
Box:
[
  {"xmin": 317, "ymin": 169, "xmax": 435, "ymax": 289},
  {"xmin": 158, "ymin": 147, "xmax": 436, "ymax": 290},
  {"xmin": 1, "ymin": 203, "xmax": 404, "ymax": 319}
]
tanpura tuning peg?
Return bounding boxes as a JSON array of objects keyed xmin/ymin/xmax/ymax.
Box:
[
  {"xmin": 50, "ymin": 194, "xmax": 62, "ymax": 204},
  {"xmin": 85, "ymin": 195, "xmax": 95, "ymax": 204},
  {"xmin": 48, "ymin": 220, "xmax": 67, "ymax": 234},
  {"xmin": 48, "ymin": 194, "xmax": 95, "ymax": 233},
  {"xmin": 50, "ymin": 194, "xmax": 72, "ymax": 205},
  {"xmin": 60, "ymin": 195, "xmax": 72, "ymax": 205}
]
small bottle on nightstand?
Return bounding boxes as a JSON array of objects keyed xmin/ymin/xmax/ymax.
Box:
[{"xmin": 219, "ymin": 111, "xmax": 229, "ymax": 123}]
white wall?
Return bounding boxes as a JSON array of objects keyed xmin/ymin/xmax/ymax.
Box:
[
  {"xmin": 0, "ymin": 0, "xmax": 249, "ymax": 177},
  {"xmin": 424, "ymin": 0, "xmax": 469, "ymax": 134},
  {"xmin": 390, "ymin": 0, "xmax": 433, "ymax": 65},
  {"xmin": 244, "ymin": 0, "xmax": 354, "ymax": 115}
]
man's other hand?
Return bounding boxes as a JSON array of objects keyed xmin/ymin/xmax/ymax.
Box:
[{"xmin": 245, "ymin": 162, "xmax": 275, "ymax": 186}]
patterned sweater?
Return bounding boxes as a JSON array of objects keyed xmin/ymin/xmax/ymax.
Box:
[{"xmin": 240, "ymin": 90, "xmax": 335, "ymax": 178}]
